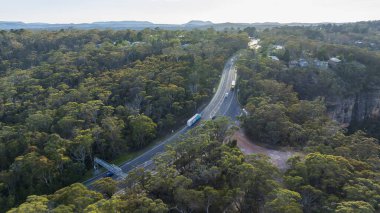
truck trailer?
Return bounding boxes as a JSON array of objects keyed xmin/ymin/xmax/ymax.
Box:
[
  {"xmin": 187, "ymin": 113, "xmax": 201, "ymax": 127},
  {"xmin": 231, "ymin": 80, "xmax": 236, "ymax": 90}
]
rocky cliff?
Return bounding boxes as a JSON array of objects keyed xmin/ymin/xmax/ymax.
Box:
[{"xmin": 327, "ymin": 90, "xmax": 380, "ymax": 127}]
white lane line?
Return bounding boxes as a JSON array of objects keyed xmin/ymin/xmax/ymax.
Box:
[
  {"xmin": 85, "ymin": 56, "xmax": 238, "ymax": 185},
  {"xmin": 120, "ymin": 126, "xmax": 187, "ymax": 169},
  {"xmin": 203, "ymin": 59, "xmax": 233, "ymax": 117},
  {"xmin": 209, "ymin": 62, "xmax": 234, "ymax": 117}
]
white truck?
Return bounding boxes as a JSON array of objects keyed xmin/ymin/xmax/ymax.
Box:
[
  {"xmin": 187, "ymin": 113, "xmax": 201, "ymax": 127},
  {"xmin": 231, "ymin": 80, "xmax": 236, "ymax": 90}
]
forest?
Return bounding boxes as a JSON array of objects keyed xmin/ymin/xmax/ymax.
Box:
[
  {"xmin": 5, "ymin": 118, "xmax": 309, "ymax": 213},
  {"xmin": 237, "ymin": 49, "xmax": 380, "ymax": 212},
  {"xmin": 9, "ymin": 116, "xmax": 380, "ymax": 212},
  {"xmin": 247, "ymin": 21, "xmax": 380, "ymax": 139},
  {"xmin": 238, "ymin": 21, "xmax": 380, "ymax": 212},
  {"xmin": 0, "ymin": 28, "xmax": 249, "ymax": 211},
  {"xmin": 3, "ymin": 21, "xmax": 380, "ymax": 213}
]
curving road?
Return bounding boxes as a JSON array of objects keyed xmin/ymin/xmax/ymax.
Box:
[{"xmin": 83, "ymin": 55, "xmax": 241, "ymax": 185}]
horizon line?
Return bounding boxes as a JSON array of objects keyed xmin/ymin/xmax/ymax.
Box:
[{"xmin": 1, "ymin": 19, "xmax": 379, "ymax": 26}]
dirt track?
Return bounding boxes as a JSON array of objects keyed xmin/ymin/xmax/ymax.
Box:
[{"xmin": 233, "ymin": 131, "xmax": 300, "ymax": 170}]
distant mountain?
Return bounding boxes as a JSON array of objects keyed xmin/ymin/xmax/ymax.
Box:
[
  {"xmin": 0, "ymin": 21, "xmax": 172, "ymax": 30},
  {"xmin": 0, "ymin": 20, "xmax": 329, "ymax": 31},
  {"xmin": 88, "ymin": 21, "xmax": 156, "ymax": 28},
  {"xmin": 0, "ymin": 21, "xmax": 54, "ymax": 30},
  {"xmin": 184, "ymin": 20, "xmax": 213, "ymax": 26}
]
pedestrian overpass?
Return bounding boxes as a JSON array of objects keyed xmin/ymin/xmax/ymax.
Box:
[{"xmin": 94, "ymin": 157, "xmax": 127, "ymax": 179}]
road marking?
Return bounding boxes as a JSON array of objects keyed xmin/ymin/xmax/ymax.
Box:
[{"xmin": 84, "ymin": 55, "xmax": 239, "ymax": 185}]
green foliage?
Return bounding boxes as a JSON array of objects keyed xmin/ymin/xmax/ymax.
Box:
[
  {"xmin": 10, "ymin": 116, "xmax": 380, "ymax": 212},
  {"xmin": 120, "ymin": 119, "xmax": 287, "ymax": 212},
  {"xmin": 243, "ymin": 27, "xmax": 257, "ymax": 37},
  {"xmin": 264, "ymin": 189, "xmax": 302, "ymax": 213},
  {"xmin": 0, "ymin": 28, "xmax": 249, "ymax": 211},
  {"xmin": 7, "ymin": 195, "xmax": 49, "ymax": 213},
  {"xmin": 8, "ymin": 183, "xmax": 102, "ymax": 213},
  {"xmin": 240, "ymin": 75, "xmax": 330, "ymax": 147},
  {"xmin": 335, "ymin": 201, "xmax": 375, "ymax": 213},
  {"xmin": 10, "ymin": 119, "xmax": 288, "ymax": 212},
  {"xmin": 238, "ymin": 22, "xmax": 380, "ymax": 212},
  {"xmin": 92, "ymin": 178, "xmax": 118, "ymax": 198},
  {"xmin": 343, "ymin": 178, "xmax": 380, "ymax": 208},
  {"xmin": 26, "ymin": 112, "xmax": 53, "ymax": 132},
  {"xmin": 48, "ymin": 183, "xmax": 103, "ymax": 212},
  {"xmin": 285, "ymin": 152, "xmax": 380, "ymax": 211},
  {"xmin": 84, "ymin": 193, "xmax": 167, "ymax": 213},
  {"xmin": 5, "ymin": 21, "xmax": 380, "ymax": 213},
  {"xmin": 128, "ymin": 114, "xmax": 157, "ymax": 149}
]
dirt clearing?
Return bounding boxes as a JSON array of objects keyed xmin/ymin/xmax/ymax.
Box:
[{"xmin": 233, "ymin": 131, "xmax": 301, "ymax": 170}]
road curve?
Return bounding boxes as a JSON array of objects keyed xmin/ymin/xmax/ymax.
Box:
[{"xmin": 83, "ymin": 55, "xmax": 239, "ymax": 186}]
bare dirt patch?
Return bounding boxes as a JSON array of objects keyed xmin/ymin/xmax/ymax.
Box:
[{"xmin": 233, "ymin": 131, "xmax": 301, "ymax": 170}]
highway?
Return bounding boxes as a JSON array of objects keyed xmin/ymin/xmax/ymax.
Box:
[{"xmin": 83, "ymin": 54, "xmax": 241, "ymax": 186}]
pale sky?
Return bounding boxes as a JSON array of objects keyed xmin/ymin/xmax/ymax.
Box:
[{"xmin": 0, "ymin": 0, "xmax": 379, "ymax": 24}]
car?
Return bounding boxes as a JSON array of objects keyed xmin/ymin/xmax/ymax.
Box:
[
  {"xmin": 211, "ymin": 115, "xmax": 217, "ymax": 120},
  {"xmin": 225, "ymin": 92, "xmax": 229, "ymax": 98},
  {"xmin": 105, "ymin": 172, "xmax": 114, "ymax": 177}
]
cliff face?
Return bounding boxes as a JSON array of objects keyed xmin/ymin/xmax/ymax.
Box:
[{"xmin": 327, "ymin": 90, "xmax": 380, "ymax": 127}]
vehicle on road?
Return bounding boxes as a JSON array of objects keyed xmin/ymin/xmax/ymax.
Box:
[
  {"xmin": 84, "ymin": 55, "xmax": 239, "ymax": 186},
  {"xmin": 104, "ymin": 172, "xmax": 114, "ymax": 177},
  {"xmin": 187, "ymin": 113, "xmax": 201, "ymax": 127},
  {"xmin": 231, "ymin": 80, "xmax": 236, "ymax": 90},
  {"xmin": 225, "ymin": 92, "xmax": 229, "ymax": 98}
]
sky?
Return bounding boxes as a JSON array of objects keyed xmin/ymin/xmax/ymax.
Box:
[{"xmin": 0, "ymin": 0, "xmax": 379, "ymax": 24}]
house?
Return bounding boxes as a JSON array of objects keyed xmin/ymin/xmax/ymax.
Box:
[
  {"xmin": 314, "ymin": 59, "xmax": 329, "ymax": 69},
  {"xmin": 269, "ymin": 56, "xmax": 279, "ymax": 61},
  {"xmin": 181, "ymin": 43, "xmax": 190, "ymax": 48},
  {"xmin": 354, "ymin": 40, "xmax": 363, "ymax": 45},
  {"xmin": 329, "ymin": 57, "xmax": 341, "ymax": 68},
  {"xmin": 289, "ymin": 58, "xmax": 329, "ymax": 69},
  {"xmin": 299, "ymin": 58, "xmax": 309, "ymax": 67},
  {"xmin": 274, "ymin": 45, "xmax": 284, "ymax": 50},
  {"xmin": 289, "ymin": 60, "xmax": 298, "ymax": 68},
  {"xmin": 288, "ymin": 59, "xmax": 309, "ymax": 68},
  {"xmin": 131, "ymin": 41, "xmax": 146, "ymax": 46},
  {"xmin": 329, "ymin": 57, "xmax": 341, "ymax": 63}
]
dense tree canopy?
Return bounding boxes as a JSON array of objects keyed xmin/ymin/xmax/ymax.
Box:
[
  {"xmin": 0, "ymin": 28, "xmax": 249, "ymax": 211},
  {"xmin": 4, "ymin": 21, "xmax": 380, "ymax": 213},
  {"xmin": 9, "ymin": 118, "xmax": 301, "ymax": 213},
  {"xmin": 237, "ymin": 21, "xmax": 380, "ymax": 212}
]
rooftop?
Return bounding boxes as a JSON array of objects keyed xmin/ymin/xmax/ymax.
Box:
[
  {"xmin": 269, "ymin": 55, "xmax": 279, "ymax": 61},
  {"xmin": 329, "ymin": 57, "xmax": 341, "ymax": 63}
]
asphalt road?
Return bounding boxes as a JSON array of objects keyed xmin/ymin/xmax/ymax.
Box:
[{"xmin": 83, "ymin": 55, "xmax": 241, "ymax": 186}]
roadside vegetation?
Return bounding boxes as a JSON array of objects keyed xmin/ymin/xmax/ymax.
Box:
[
  {"xmin": 12, "ymin": 115, "xmax": 380, "ymax": 212},
  {"xmin": 4, "ymin": 21, "xmax": 380, "ymax": 213},
  {"xmin": 9, "ymin": 118, "xmax": 303, "ymax": 213},
  {"xmin": 238, "ymin": 21, "xmax": 380, "ymax": 212},
  {"xmin": 0, "ymin": 28, "xmax": 248, "ymax": 211}
]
